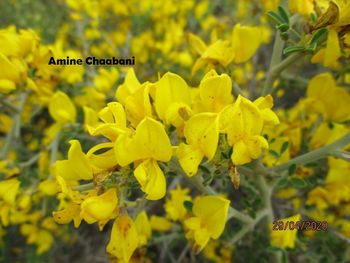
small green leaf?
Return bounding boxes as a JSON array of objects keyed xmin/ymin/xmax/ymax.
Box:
[
  {"xmin": 269, "ymin": 150, "xmax": 280, "ymax": 159},
  {"xmin": 288, "ymin": 164, "xmax": 297, "ymax": 176},
  {"xmin": 282, "ymin": 250, "xmax": 289, "ymax": 263},
  {"xmin": 278, "ymin": 6, "xmax": 290, "ymax": 24},
  {"xmin": 305, "ymin": 42, "xmax": 318, "ymax": 52},
  {"xmin": 310, "ymin": 12, "xmax": 318, "ymax": 23},
  {"xmin": 277, "ymin": 177, "xmax": 289, "ymax": 188},
  {"xmin": 167, "ymin": 171, "xmax": 177, "ymax": 177},
  {"xmin": 310, "ymin": 28, "xmax": 328, "ymax": 45},
  {"xmin": 203, "ymin": 172, "xmax": 213, "ymax": 185},
  {"xmin": 277, "ymin": 23, "xmax": 290, "ymax": 32},
  {"xmin": 280, "ymin": 31, "xmax": 289, "ymax": 40},
  {"xmin": 305, "ymin": 162, "xmax": 319, "ymax": 168},
  {"xmin": 198, "ymin": 164, "xmax": 210, "ymax": 174},
  {"xmin": 267, "ymin": 11, "xmax": 284, "ymax": 25},
  {"xmin": 183, "ymin": 200, "xmax": 193, "ymax": 212},
  {"xmin": 290, "ymin": 178, "xmax": 308, "ymax": 188},
  {"xmin": 280, "ymin": 141, "xmax": 289, "ymax": 154},
  {"xmin": 283, "ymin": 46, "xmax": 305, "ymax": 55}
]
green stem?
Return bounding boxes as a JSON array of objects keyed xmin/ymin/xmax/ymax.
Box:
[
  {"xmin": 1, "ymin": 93, "xmax": 27, "ymax": 159},
  {"xmin": 332, "ymin": 150, "xmax": 350, "ymax": 162},
  {"xmin": 74, "ymin": 182, "xmax": 95, "ymax": 192},
  {"xmin": 227, "ymin": 208, "xmax": 268, "ymax": 246},
  {"xmin": 50, "ymin": 132, "xmax": 61, "ymax": 165},
  {"xmin": 233, "ymin": 82, "xmax": 243, "ymax": 96},
  {"xmin": 19, "ymin": 153, "xmax": 41, "ymax": 168},
  {"xmin": 273, "ymin": 133, "xmax": 350, "ymax": 172},
  {"xmin": 262, "ymin": 51, "xmax": 305, "ymax": 96},
  {"xmin": 262, "ymin": 33, "xmax": 284, "ymax": 96}
]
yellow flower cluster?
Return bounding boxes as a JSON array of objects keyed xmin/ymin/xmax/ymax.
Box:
[{"xmin": 1, "ymin": 0, "xmax": 350, "ymax": 261}]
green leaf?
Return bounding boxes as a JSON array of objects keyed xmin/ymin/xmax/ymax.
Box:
[
  {"xmin": 305, "ymin": 42, "xmax": 318, "ymax": 52},
  {"xmin": 310, "ymin": 12, "xmax": 318, "ymax": 23},
  {"xmin": 283, "ymin": 46, "xmax": 305, "ymax": 55},
  {"xmin": 167, "ymin": 171, "xmax": 177, "ymax": 177},
  {"xmin": 280, "ymin": 31, "xmax": 289, "ymax": 40},
  {"xmin": 198, "ymin": 164, "xmax": 210, "ymax": 174},
  {"xmin": 310, "ymin": 28, "xmax": 328, "ymax": 45},
  {"xmin": 277, "ymin": 23, "xmax": 290, "ymax": 32},
  {"xmin": 290, "ymin": 178, "xmax": 308, "ymax": 188},
  {"xmin": 278, "ymin": 6, "xmax": 290, "ymax": 24},
  {"xmin": 203, "ymin": 172, "xmax": 213, "ymax": 185},
  {"xmin": 267, "ymin": 11, "xmax": 284, "ymax": 25},
  {"xmin": 183, "ymin": 200, "xmax": 193, "ymax": 212},
  {"xmin": 288, "ymin": 164, "xmax": 297, "ymax": 176},
  {"xmin": 282, "ymin": 250, "xmax": 289, "ymax": 263},
  {"xmin": 277, "ymin": 177, "xmax": 289, "ymax": 188},
  {"xmin": 280, "ymin": 141, "xmax": 289, "ymax": 154},
  {"xmin": 269, "ymin": 150, "xmax": 280, "ymax": 159}
]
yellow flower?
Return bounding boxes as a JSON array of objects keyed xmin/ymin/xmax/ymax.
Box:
[
  {"xmin": 219, "ymin": 95, "xmax": 268, "ymax": 165},
  {"xmin": 80, "ymin": 188, "xmax": 118, "ymax": 225},
  {"xmin": 195, "ymin": 70, "xmax": 233, "ymax": 113},
  {"xmin": 107, "ymin": 214, "xmax": 139, "ymax": 262},
  {"xmin": 116, "ymin": 68, "xmax": 153, "ymax": 126},
  {"xmin": 0, "ymin": 178, "xmax": 20, "ymax": 205},
  {"xmin": 312, "ymin": 29, "xmax": 341, "ymax": 68},
  {"xmin": 53, "ymin": 202, "xmax": 82, "ymax": 228},
  {"xmin": 53, "ymin": 140, "xmax": 93, "ymax": 181},
  {"xmin": 38, "ymin": 179, "xmax": 59, "ymax": 196},
  {"xmin": 289, "ymin": 0, "xmax": 314, "ymax": 16},
  {"xmin": 231, "ymin": 24, "xmax": 262, "ymax": 64},
  {"xmin": 165, "ymin": 185, "xmax": 192, "ymax": 221},
  {"xmin": 306, "ymin": 73, "xmax": 350, "ymax": 122},
  {"xmin": 87, "ymin": 102, "xmax": 128, "ymax": 141},
  {"xmin": 253, "ymin": 95, "xmax": 280, "ymax": 126},
  {"xmin": 154, "ymin": 72, "xmax": 192, "ymax": 128},
  {"xmin": 177, "ymin": 113, "xmax": 219, "ymax": 176},
  {"xmin": 270, "ymin": 214, "xmax": 301, "ymax": 249},
  {"xmin": 184, "ymin": 196, "xmax": 230, "ymax": 253},
  {"xmin": 93, "ymin": 68, "xmax": 119, "ymax": 93},
  {"xmin": 115, "ymin": 117, "xmax": 172, "ymax": 200},
  {"xmin": 49, "ymin": 91, "xmax": 76, "ymax": 124},
  {"xmin": 135, "ymin": 211, "xmax": 152, "ymax": 246},
  {"xmin": 150, "ymin": 215, "xmax": 172, "ymax": 231}
]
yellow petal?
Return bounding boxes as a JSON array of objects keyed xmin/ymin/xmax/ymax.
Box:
[
  {"xmin": 177, "ymin": 143, "xmax": 204, "ymax": 177},
  {"xmin": 107, "ymin": 215, "xmax": 139, "ymax": 262},
  {"xmin": 80, "ymin": 188, "xmax": 118, "ymax": 224},
  {"xmin": 184, "ymin": 113, "xmax": 219, "ymax": 160},
  {"xmin": 116, "ymin": 68, "xmax": 141, "ymax": 105},
  {"xmin": 199, "ymin": 71, "xmax": 233, "ymax": 112},
  {"xmin": 135, "ymin": 211, "xmax": 152, "ymax": 246},
  {"xmin": 0, "ymin": 52, "xmax": 20, "ymax": 82},
  {"xmin": 232, "ymin": 24, "xmax": 261, "ymax": 63},
  {"xmin": 188, "ymin": 33, "xmax": 207, "ymax": 55},
  {"xmin": 53, "ymin": 140, "xmax": 93, "ymax": 181},
  {"xmin": 53, "ymin": 202, "xmax": 82, "ymax": 228},
  {"xmin": 0, "ymin": 79, "xmax": 16, "ymax": 93},
  {"xmin": 87, "ymin": 142, "xmax": 118, "ymax": 170},
  {"xmin": 0, "ymin": 178, "xmax": 20, "ymax": 204},
  {"xmin": 154, "ymin": 72, "xmax": 191, "ymax": 122},
  {"xmin": 324, "ymin": 28, "xmax": 341, "ymax": 68},
  {"xmin": 193, "ymin": 196, "xmax": 230, "ymax": 238},
  {"xmin": 231, "ymin": 140, "xmax": 251, "ymax": 165},
  {"xmin": 49, "ymin": 91, "xmax": 76, "ymax": 123},
  {"xmin": 130, "ymin": 117, "xmax": 172, "ymax": 162},
  {"xmin": 270, "ymin": 214, "xmax": 301, "ymax": 249},
  {"xmin": 150, "ymin": 215, "xmax": 172, "ymax": 231},
  {"xmin": 134, "ymin": 159, "xmax": 166, "ymax": 200}
]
